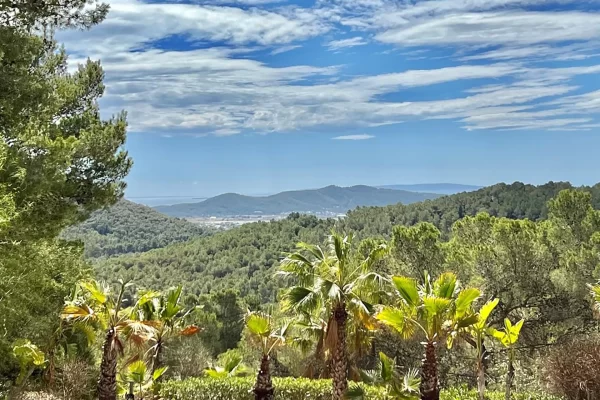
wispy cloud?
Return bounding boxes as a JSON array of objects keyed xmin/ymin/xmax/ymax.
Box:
[
  {"xmin": 270, "ymin": 44, "xmax": 302, "ymax": 55},
  {"xmin": 327, "ymin": 36, "xmax": 367, "ymax": 50},
  {"xmin": 332, "ymin": 134, "xmax": 375, "ymax": 140}
]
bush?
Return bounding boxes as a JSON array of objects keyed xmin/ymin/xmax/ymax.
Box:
[
  {"xmin": 160, "ymin": 378, "xmax": 560, "ymax": 400},
  {"xmin": 160, "ymin": 377, "xmax": 387, "ymax": 400},
  {"xmin": 544, "ymin": 337, "xmax": 600, "ymax": 400}
]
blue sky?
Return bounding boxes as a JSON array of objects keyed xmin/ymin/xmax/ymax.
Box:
[{"xmin": 57, "ymin": 0, "xmax": 600, "ymax": 198}]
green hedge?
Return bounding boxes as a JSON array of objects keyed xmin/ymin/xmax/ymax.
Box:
[
  {"xmin": 160, "ymin": 378, "xmax": 562, "ymax": 400},
  {"xmin": 160, "ymin": 377, "xmax": 386, "ymax": 400}
]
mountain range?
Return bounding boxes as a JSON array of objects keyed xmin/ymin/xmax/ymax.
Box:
[
  {"xmin": 376, "ymin": 183, "xmax": 481, "ymax": 194},
  {"xmin": 154, "ymin": 185, "xmax": 443, "ymax": 217}
]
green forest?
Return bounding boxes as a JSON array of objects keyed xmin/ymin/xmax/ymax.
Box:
[{"xmin": 3, "ymin": 2, "xmax": 600, "ymax": 400}]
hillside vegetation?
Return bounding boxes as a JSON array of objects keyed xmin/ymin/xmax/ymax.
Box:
[
  {"xmin": 62, "ymin": 200, "xmax": 208, "ymax": 258},
  {"xmin": 96, "ymin": 181, "xmax": 600, "ymax": 301},
  {"xmin": 154, "ymin": 185, "xmax": 442, "ymax": 217}
]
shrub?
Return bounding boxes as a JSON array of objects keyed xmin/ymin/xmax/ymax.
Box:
[
  {"xmin": 160, "ymin": 378, "xmax": 560, "ymax": 400},
  {"xmin": 544, "ymin": 337, "xmax": 600, "ymax": 400}
]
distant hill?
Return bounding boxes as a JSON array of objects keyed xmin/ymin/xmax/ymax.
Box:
[
  {"xmin": 154, "ymin": 185, "xmax": 443, "ymax": 217},
  {"xmin": 377, "ymin": 183, "xmax": 482, "ymax": 195},
  {"xmin": 62, "ymin": 200, "xmax": 208, "ymax": 258}
]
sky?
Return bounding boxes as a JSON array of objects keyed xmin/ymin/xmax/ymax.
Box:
[{"xmin": 57, "ymin": 0, "xmax": 600, "ymax": 198}]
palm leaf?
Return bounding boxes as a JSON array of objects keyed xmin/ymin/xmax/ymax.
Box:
[
  {"xmin": 454, "ymin": 288, "xmax": 481, "ymax": 319},
  {"xmin": 80, "ymin": 280, "xmax": 108, "ymax": 305},
  {"xmin": 246, "ymin": 313, "xmax": 271, "ymax": 337},
  {"xmin": 392, "ymin": 276, "xmax": 419, "ymax": 306},
  {"xmin": 376, "ymin": 307, "xmax": 408, "ymax": 335},
  {"xmin": 433, "ymin": 272, "xmax": 457, "ymax": 299},
  {"xmin": 473, "ymin": 298, "xmax": 499, "ymax": 330}
]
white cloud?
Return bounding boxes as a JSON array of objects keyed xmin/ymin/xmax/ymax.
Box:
[
  {"xmin": 58, "ymin": 0, "xmax": 328, "ymax": 56},
  {"xmin": 332, "ymin": 134, "xmax": 375, "ymax": 140},
  {"xmin": 375, "ymin": 12, "xmax": 600, "ymax": 46},
  {"xmin": 327, "ymin": 36, "xmax": 367, "ymax": 50}
]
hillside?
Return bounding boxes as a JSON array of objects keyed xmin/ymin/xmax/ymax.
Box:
[
  {"xmin": 94, "ymin": 181, "xmax": 600, "ymax": 301},
  {"xmin": 62, "ymin": 200, "xmax": 208, "ymax": 258},
  {"xmin": 154, "ymin": 185, "xmax": 442, "ymax": 217},
  {"xmin": 377, "ymin": 183, "xmax": 482, "ymax": 194}
]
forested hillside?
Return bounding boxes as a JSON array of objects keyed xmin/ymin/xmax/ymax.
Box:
[
  {"xmin": 95, "ymin": 213, "xmax": 333, "ymax": 300},
  {"xmin": 340, "ymin": 181, "xmax": 600, "ymax": 237},
  {"xmin": 155, "ymin": 185, "xmax": 441, "ymax": 217},
  {"xmin": 63, "ymin": 200, "xmax": 208, "ymax": 258},
  {"xmin": 95, "ymin": 181, "xmax": 600, "ymax": 302}
]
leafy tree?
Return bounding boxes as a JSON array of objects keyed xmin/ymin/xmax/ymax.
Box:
[
  {"xmin": 376, "ymin": 272, "xmax": 480, "ymax": 400},
  {"xmin": 391, "ymin": 222, "xmax": 445, "ymax": 278},
  {"xmin": 60, "ymin": 280, "xmax": 154, "ymax": 400},
  {"xmin": 279, "ymin": 231, "xmax": 388, "ymax": 400},
  {"xmin": 244, "ymin": 311, "xmax": 289, "ymax": 400}
]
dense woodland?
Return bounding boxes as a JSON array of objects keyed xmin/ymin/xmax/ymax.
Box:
[{"xmin": 3, "ymin": 1, "xmax": 600, "ymax": 400}]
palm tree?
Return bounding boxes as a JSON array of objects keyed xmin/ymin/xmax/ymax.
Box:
[
  {"xmin": 376, "ymin": 272, "xmax": 480, "ymax": 400},
  {"xmin": 278, "ymin": 231, "xmax": 388, "ymax": 400},
  {"xmin": 132, "ymin": 286, "xmax": 200, "ymax": 375},
  {"xmin": 244, "ymin": 311, "xmax": 289, "ymax": 400},
  {"xmin": 61, "ymin": 279, "xmax": 154, "ymax": 400},
  {"xmin": 468, "ymin": 298, "xmax": 499, "ymax": 400},
  {"xmin": 489, "ymin": 318, "xmax": 524, "ymax": 400}
]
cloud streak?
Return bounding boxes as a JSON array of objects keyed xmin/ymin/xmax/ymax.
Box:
[{"xmin": 332, "ymin": 134, "xmax": 375, "ymax": 140}]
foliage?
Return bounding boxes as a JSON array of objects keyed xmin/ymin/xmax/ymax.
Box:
[
  {"xmin": 544, "ymin": 336, "xmax": 600, "ymax": 400},
  {"xmin": 205, "ymin": 350, "xmax": 249, "ymax": 379},
  {"xmin": 0, "ymin": 241, "xmax": 87, "ymax": 381},
  {"xmin": 62, "ymin": 200, "xmax": 207, "ymax": 258},
  {"xmin": 12, "ymin": 340, "xmax": 46, "ymax": 387}
]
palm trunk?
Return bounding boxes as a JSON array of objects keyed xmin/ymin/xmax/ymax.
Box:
[
  {"xmin": 152, "ymin": 340, "xmax": 163, "ymax": 375},
  {"xmin": 253, "ymin": 354, "xmax": 274, "ymax": 400},
  {"xmin": 332, "ymin": 305, "xmax": 348, "ymax": 400},
  {"xmin": 504, "ymin": 353, "xmax": 515, "ymax": 400},
  {"xmin": 98, "ymin": 328, "xmax": 118, "ymax": 400},
  {"xmin": 420, "ymin": 341, "xmax": 439, "ymax": 400},
  {"xmin": 477, "ymin": 341, "xmax": 489, "ymax": 400}
]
